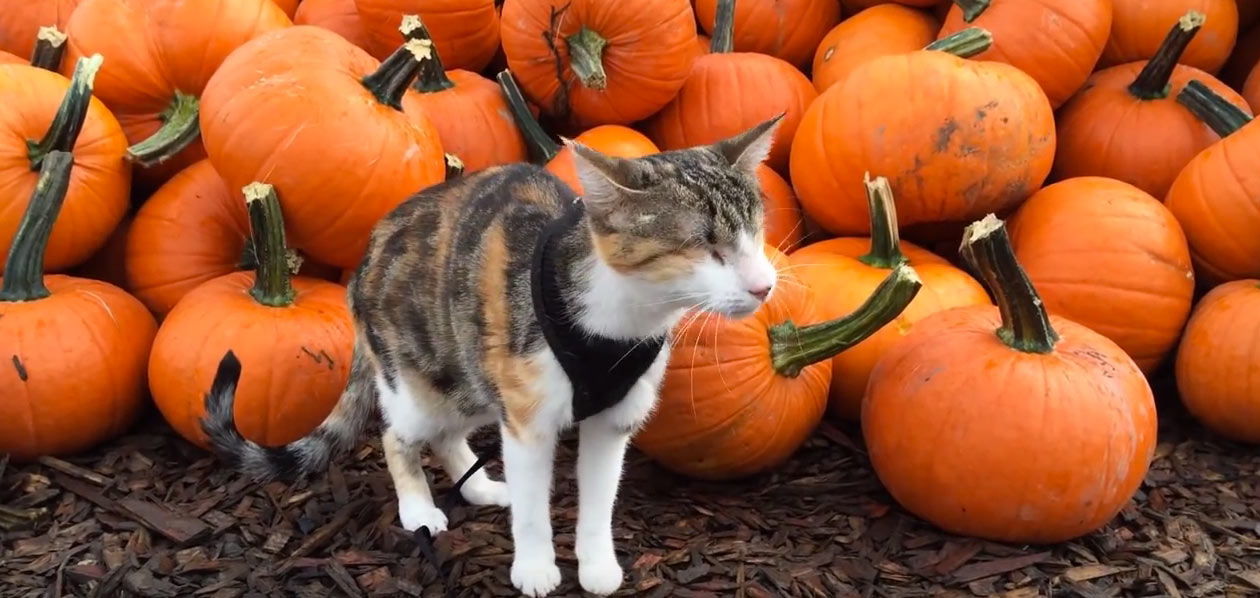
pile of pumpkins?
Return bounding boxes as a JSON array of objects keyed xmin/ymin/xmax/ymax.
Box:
[{"xmin": 2, "ymin": 0, "xmax": 1259, "ymax": 547}]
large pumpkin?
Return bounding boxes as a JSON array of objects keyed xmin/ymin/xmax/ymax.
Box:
[
  {"xmin": 149, "ymin": 183, "xmax": 354, "ymax": 449},
  {"xmin": 790, "ymin": 28, "xmax": 1055, "ymax": 235},
  {"xmin": 863, "ymin": 214, "xmax": 1158, "ymax": 544},
  {"xmin": 499, "ymin": 0, "xmax": 698, "ymax": 127},
  {"xmin": 0, "ymin": 0, "xmax": 79, "ymax": 60},
  {"xmin": 692, "ymin": 0, "xmax": 840, "ymax": 68},
  {"xmin": 1100, "ymin": 0, "xmax": 1237, "ymax": 74},
  {"xmin": 199, "ymin": 25, "xmax": 446, "ymax": 269},
  {"xmin": 1052, "ymin": 11, "xmax": 1253, "ymax": 200},
  {"xmin": 788, "ymin": 174, "xmax": 989, "ymax": 420},
  {"xmin": 355, "ymin": 0, "xmax": 500, "ymax": 71},
  {"xmin": 811, "ymin": 4, "xmax": 940, "ymax": 94},
  {"xmin": 757, "ymin": 165, "xmax": 806, "ymax": 253},
  {"xmin": 1246, "ymin": 64, "xmax": 1260, "ymax": 114},
  {"xmin": 633, "ymin": 246, "xmax": 923, "ymax": 480},
  {"xmin": 294, "ymin": 0, "xmax": 374, "ymax": 50},
  {"xmin": 1175, "ymin": 279, "xmax": 1260, "ymax": 444},
  {"xmin": 936, "ymin": 0, "xmax": 1112, "ymax": 108}
]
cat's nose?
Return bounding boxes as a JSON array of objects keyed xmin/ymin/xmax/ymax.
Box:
[{"xmin": 748, "ymin": 284, "xmax": 773, "ymax": 301}]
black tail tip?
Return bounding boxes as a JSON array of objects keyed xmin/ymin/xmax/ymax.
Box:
[{"xmin": 210, "ymin": 350, "xmax": 242, "ymax": 396}]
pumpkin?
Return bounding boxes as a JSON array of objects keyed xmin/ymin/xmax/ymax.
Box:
[
  {"xmin": 863, "ymin": 214, "xmax": 1158, "ymax": 544},
  {"xmin": 790, "ymin": 28, "xmax": 1055, "ymax": 236},
  {"xmin": 642, "ymin": 0, "xmax": 817, "ymax": 174},
  {"xmin": 1100, "ymin": 0, "xmax": 1237, "ymax": 74},
  {"xmin": 294, "ymin": 0, "xmax": 374, "ymax": 50},
  {"xmin": 842, "ymin": 0, "xmax": 939, "ymax": 12},
  {"xmin": 1246, "ymin": 64, "xmax": 1260, "ymax": 113},
  {"xmin": 149, "ymin": 182, "xmax": 355, "ymax": 450},
  {"xmin": 757, "ymin": 165, "xmax": 806, "ymax": 253},
  {"xmin": 0, "ymin": 51, "xmax": 21, "ymax": 66},
  {"xmin": 355, "ymin": 0, "xmax": 500, "ymax": 71},
  {"xmin": 271, "ymin": 0, "xmax": 301, "ymax": 16},
  {"xmin": 1, "ymin": 56, "xmax": 130, "ymax": 274},
  {"xmin": 633, "ymin": 246, "xmax": 923, "ymax": 480},
  {"xmin": 936, "ymin": 0, "xmax": 1112, "ymax": 108},
  {"xmin": 1164, "ymin": 80, "xmax": 1260, "ymax": 284},
  {"xmin": 811, "ymin": 4, "xmax": 940, "ymax": 94},
  {"xmin": 1175, "ymin": 279, "xmax": 1260, "ymax": 444},
  {"xmin": 499, "ymin": 0, "xmax": 698, "ymax": 127},
  {"xmin": 1007, "ymin": 176, "xmax": 1195, "ymax": 373},
  {"xmin": 692, "ymin": 0, "xmax": 840, "ymax": 68},
  {"xmin": 0, "ymin": 0, "xmax": 79, "ymax": 60},
  {"xmin": 788, "ymin": 174, "xmax": 989, "ymax": 421},
  {"xmin": 0, "ymin": 148, "xmax": 157, "ymax": 462},
  {"xmin": 1052, "ymin": 11, "xmax": 1253, "ymax": 200},
  {"xmin": 199, "ymin": 25, "xmax": 446, "ymax": 269}
]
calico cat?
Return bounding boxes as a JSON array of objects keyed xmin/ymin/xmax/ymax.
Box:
[{"xmin": 199, "ymin": 114, "xmax": 785, "ymax": 597}]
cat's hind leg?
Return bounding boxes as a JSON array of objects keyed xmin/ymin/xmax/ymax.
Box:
[{"xmin": 377, "ymin": 375, "xmax": 464, "ymax": 534}]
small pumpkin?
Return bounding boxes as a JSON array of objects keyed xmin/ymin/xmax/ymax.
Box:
[
  {"xmin": 294, "ymin": 0, "xmax": 374, "ymax": 50},
  {"xmin": 149, "ymin": 182, "xmax": 354, "ymax": 450},
  {"xmin": 355, "ymin": 0, "xmax": 500, "ymax": 71},
  {"xmin": 788, "ymin": 174, "xmax": 989, "ymax": 421},
  {"xmin": 842, "ymin": 0, "xmax": 939, "ymax": 12},
  {"xmin": 1246, "ymin": 64, "xmax": 1260, "ymax": 113},
  {"xmin": 1101, "ymin": 0, "xmax": 1237, "ymax": 74},
  {"xmin": 1175, "ymin": 279, "xmax": 1260, "ymax": 444},
  {"xmin": 692, "ymin": 0, "xmax": 840, "ymax": 68},
  {"xmin": 270, "ymin": 0, "xmax": 300, "ymax": 16},
  {"xmin": 811, "ymin": 3, "xmax": 940, "ymax": 94},
  {"xmin": 0, "ymin": 0, "xmax": 79, "ymax": 60},
  {"xmin": 1052, "ymin": 11, "xmax": 1253, "ymax": 200},
  {"xmin": 863, "ymin": 214, "xmax": 1158, "ymax": 544},
  {"xmin": 633, "ymin": 246, "xmax": 923, "ymax": 480},
  {"xmin": 757, "ymin": 165, "xmax": 806, "ymax": 253},
  {"xmin": 499, "ymin": 0, "xmax": 698, "ymax": 128}
]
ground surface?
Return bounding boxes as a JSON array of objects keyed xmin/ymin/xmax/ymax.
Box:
[{"xmin": 2, "ymin": 385, "xmax": 1258, "ymax": 598}]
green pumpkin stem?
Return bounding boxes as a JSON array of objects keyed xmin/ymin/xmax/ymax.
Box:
[
  {"xmin": 0, "ymin": 151, "xmax": 75, "ymax": 302},
  {"xmin": 1129, "ymin": 10, "xmax": 1204, "ymax": 100},
  {"xmin": 444, "ymin": 153, "xmax": 464, "ymax": 178},
  {"xmin": 769, "ymin": 264, "xmax": 922, "ymax": 377},
  {"xmin": 403, "ymin": 16, "xmax": 456, "ymax": 93},
  {"xmin": 710, "ymin": 0, "xmax": 736, "ymax": 53},
  {"xmin": 858, "ymin": 173, "xmax": 908, "ymax": 269},
  {"xmin": 1177, "ymin": 79, "xmax": 1254, "ymax": 137},
  {"xmin": 496, "ymin": 69, "xmax": 559, "ymax": 163},
  {"xmin": 565, "ymin": 26, "xmax": 608, "ymax": 90},
  {"xmin": 959, "ymin": 214, "xmax": 1059, "ymax": 353},
  {"xmin": 361, "ymin": 15, "xmax": 430, "ymax": 110},
  {"xmin": 924, "ymin": 26, "xmax": 992, "ymax": 58},
  {"xmin": 126, "ymin": 90, "xmax": 200, "ymax": 167},
  {"xmin": 243, "ymin": 182, "xmax": 296, "ymax": 307},
  {"xmin": 29, "ymin": 25, "xmax": 67, "ymax": 71},
  {"xmin": 952, "ymin": 0, "xmax": 990, "ymax": 22},
  {"xmin": 26, "ymin": 53, "xmax": 102, "ymax": 171}
]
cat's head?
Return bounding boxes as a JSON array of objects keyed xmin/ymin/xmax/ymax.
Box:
[{"xmin": 566, "ymin": 115, "xmax": 784, "ymax": 320}]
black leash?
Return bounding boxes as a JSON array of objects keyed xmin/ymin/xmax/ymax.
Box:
[{"xmin": 412, "ymin": 452, "xmax": 495, "ymax": 597}]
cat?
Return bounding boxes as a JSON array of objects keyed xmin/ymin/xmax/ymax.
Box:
[{"xmin": 198, "ymin": 113, "xmax": 785, "ymax": 597}]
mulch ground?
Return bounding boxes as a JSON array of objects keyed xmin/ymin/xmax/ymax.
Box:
[{"xmin": 2, "ymin": 373, "xmax": 1258, "ymax": 598}]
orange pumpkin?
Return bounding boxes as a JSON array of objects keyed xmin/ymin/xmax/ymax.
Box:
[
  {"xmin": 1052, "ymin": 11, "xmax": 1253, "ymax": 200},
  {"xmin": 0, "ymin": 149, "xmax": 157, "ymax": 462},
  {"xmin": 842, "ymin": 0, "xmax": 939, "ymax": 12},
  {"xmin": 692, "ymin": 0, "xmax": 840, "ymax": 68},
  {"xmin": 271, "ymin": 0, "xmax": 300, "ymax": 16},
  {"xmin": 633, "ymin": 246, "xmax": 923, "ymax": 480},
  {"xmin": 355, "ymin": 0, "xmax": 499, "ymax": 71},
  {"xmin": 294, "ymin": 0, "xmax": 374, "ymax": 50},
  {"xmin": 788, "ymin": 175, "xmax": 989, "ymax": 420},
  {"xmin": 936, "ymin": 0, "xmax": 1112, "ymax": 108},
  {"xmin": 0, "ymin": 0, "xmax": 79, "ymax": 60},
  {"xmin": 199, "ymin": 25, "xmax": 446, "ymax": 269},
  {"xmin": 863, "ymin": 214, "xmax": 1158, "ymax": 544},
  {"xmin": 0, "ymin": 51, "xmax": 21, "ymax": 66},
  {"xmin": 1165, "ymin": 80, "xmax": 1260, "ymax": 284},
  {"xmin": 1175, "ymin": 279, "xmax": 1260, "ymax": 444},
  {"xmin": 757, "ymin": 165, "xmax": 806, "ymax": 253},
  {"xmin": 500, "ymin": 0, "xmax": 698, "ymax": 127},
  {"xmin": 811, "ymin": 4, "xmax": 940, "ymax": 94},
  {"xmin": 1007, "ymin": 177, "xmax": 1194, "ymax": 373},
  {"xmin": 149, "ymin": 183, "xmax": 354, "ymax": 449},
  {"xmin": 1100, "ymin": 0, "xmax": 1237, "ymax": 74},
  {"xmin": 790, "ymin": 28, "xmax": 1055, "ymax": 236},
  {"xmin": 1, "ymin": 56, "xmax": 130, "ymax": 274},
  {"xmin": 1246, "ymin": 64, "xmax": 1260, "ymax": 113}
]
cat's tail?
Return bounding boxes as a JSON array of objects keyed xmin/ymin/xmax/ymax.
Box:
[{"xmin": 199, "ymin": 345, "xmax": 377, "ymax": 481}]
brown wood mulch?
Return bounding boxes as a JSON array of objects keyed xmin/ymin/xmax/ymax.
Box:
[{"xmin": 2, "ymin": 385, "xmax": 1258, "ymax": 598}]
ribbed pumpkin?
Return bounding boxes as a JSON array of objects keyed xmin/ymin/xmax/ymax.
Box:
[
  {"xmin": 811, "ymin": 4, "xmax": 940, "ymax": 94},
  {"xmin": 294, "ymin": 0, "xmax": 374, "ymax": 50},
  {"xmin": 1101, "ymin": 0, "xmax": 1237, "ymax": 74},
  {"xmin": 0, "ymin": 0, "xmax": 79, "ymax": 60},
  {"xmin": 842, "ymin": 0, "xmax": 939, "ymax": 11},
  {"xmin": 790, "ymin": 28, "xmax": 1055, "ymax": 236},
  {"xmin": 1007, "ymin": 176, "xmax": 1195, "ymax": 373},
  {"xmin": 1052, "ymin": 11, "xmax": 1253, "ymax": 200},
  {"xmin": 355, "ymin": 0, "xmax": 499, "ymax": 71},
  {"xmin": 692, "ymin": 0, "xmax": 840, "ymax": 68},
  {"xmin": 863, "ymin": 214, "xmax": 1158, "ymax": 544},
  {"xmin": 271, "ymin": 0, "xmax": 300, "ymax": 16},
  {"xmin": 936, "ymin": 0, "xmax": 1112, "ymax": 108},
  {"xmin": 1175, "ymin": 279, "xmax": 1260, "ymax": 444},
  {"xmin": 787, "ymin": 174, "xmax": 989, "ymax": 420}
]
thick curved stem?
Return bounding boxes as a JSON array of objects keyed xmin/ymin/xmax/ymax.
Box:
[
  {"xmin": 0, "ymin": 151, "xmax": 75, "ymax": 302},
  {"xmin": 959, "ymin": 214, "xmax": 1058, "ymax": 353},
  {"xmin": 405, "ymin": 16, "xmax": 455, "ymax": 93},
  {"xmin": 496, "ymin": 69, "xmax": 559, "ymax": 163},
  {"xmin": 1129, "ymin": 11, "xmax": 1204, "ymax": 100},
  {"xmin": 769, "ymin": 263, "xmax": 922, "ymax": 377},
  {"xmin": 952, "ymin": 0, "xmax": 990, "ymax": 22},
  {"xmin": 710, "ymin": 0, "xmax": 736, "ymax": 53},
  {"xmin": 444, "ymin": 153, "xmax": 464, "ymax": 178},
  {"xmin": 126, "ymin": 91, "xmax": 200, "ymax": 167},
  {"xmin": 27, "ymin": 54, "xmax": 102, "ymax": 170},
  {"xmin": 243, "ymin": 183, "xmax": 296, "ymax": 307},
  {"xmin": 924, "ymin": 27, "xmax": 992, "ymax": 58},
  {"xmin": 1177, "ymin": 79, "xmax": 1253, "ymax": 137},
  {"xmin": 362, "ymin": 22, "xmax": 431, "ymax": 110},
  {"xmin": 565, "ymin": 26, "xmax": 608, "ymax": 90},
  {"xmin": 858, "ymin": 173, "xmax": 907, "ymax": 269},
  {"xmin": 29, "ymin": 25, "xmax": 67, "ymax": 71}
]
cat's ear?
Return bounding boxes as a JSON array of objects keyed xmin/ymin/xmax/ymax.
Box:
[
  {"xmin": 561, "ymin": 137, "xmax": 641, "ymax": 209},
  {"xmin": 711, "ymin": 113, "xmax": 785, "ymax": 173}
]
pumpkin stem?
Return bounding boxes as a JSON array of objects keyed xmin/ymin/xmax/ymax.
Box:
[
  {"xmin": 444, "ymin": 153, "xmax": 465, "ymax": 178},
  {"xmin": 0, "ymin": 151, "xmax": 74, "ymax": 302},
  {"xmin": 243, "ymin": 182, "xmax": 296, "ymax": 307},
  {"xmin": 399, "ymin": 15, "xmax": 456, "ymax": 93},
  {"xmin": 1177, "ymin": 79, "xmax": 1253, "ymax": 137},
  {"xmin": 362, "ymin": 18, "xmax": 431, "ymax": 110},
  {"xmin": 126, "ymin": 90, "xmax": 200, "ymax": 167},
  {"xmin": 710, "ymin": 0, "xmax": 736, "ymax": 53},
  {"xmin": 496, "ymin": 69, "xmax": 559, "ymax": 163},
  {"xmin": 952, "ymin": 0, "xmax": 990, "ymax": 22},
  {"xmin": 26, "ymin": 53, "xmax": 102, "ymax": 171},
  {"xmin": 858, "ymin": 173, "xmax": 907, "ymax": 269},
  {"xmin": 1129, "ymin": 10, "xmax": 1204, "ymax": 100},
  {"xmin": 565, "ymin": 26, "xmax": 608, "ymax": 90},
  {"xmin": 923, "ymin": 26, "xmax": 992, "ymax": 58},
  {"xmin": 769, "ymin": 263, "xmax": 922, "ymax": 378},
  {"xmin": 959, "ymin": 214, "xmax": 1059, "ymax": 353},
  {"xmin": 29, "ymin": 25, "xmax": 67, "ymax": 71}
]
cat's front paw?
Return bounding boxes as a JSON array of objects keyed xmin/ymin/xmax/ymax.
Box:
[
  {"xmin": 510, "ymin": 557, "xmax": 562, "ymax": 597},
  {"xmin": 398, "ymin": 498, "xmax": 448, "ymax": 534},
  {"xmin": 460, "ymin": 479, "xmax": 510, "ymax": 507},
  {"xmin": 578, "ymin": 556, "xmax": 624, "ymax": 595}
]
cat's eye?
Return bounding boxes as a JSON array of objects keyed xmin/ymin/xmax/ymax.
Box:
[{"xmin": 710, "ymin": 249, "xmax": 725, "ymax": 264}]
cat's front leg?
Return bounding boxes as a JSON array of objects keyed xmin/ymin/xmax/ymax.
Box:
[
  {"xmin": 574, "ymin": 416, "xmax": 633, "ymax": 595},
  {"xmin": 501, "ymin": 421, "xmax": 561, "ymax": 597}
]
